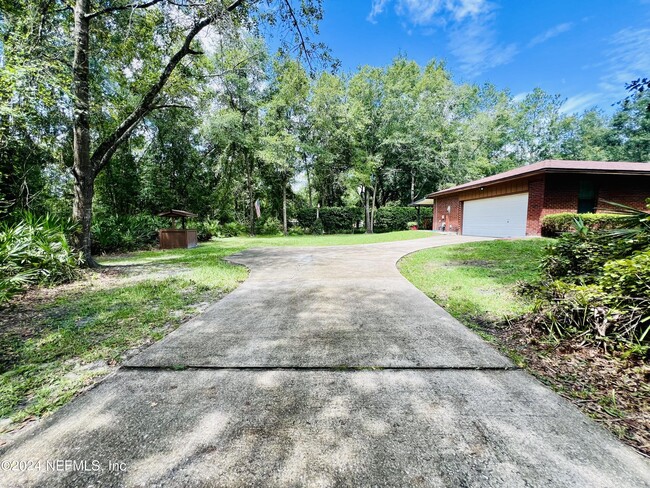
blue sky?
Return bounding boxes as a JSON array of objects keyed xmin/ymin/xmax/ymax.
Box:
[{"xmin": 315, "ymin": 0, "xmax": 650, "ymax": 114}]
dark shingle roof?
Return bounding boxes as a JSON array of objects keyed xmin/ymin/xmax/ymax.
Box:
[{"xmin": 427, "ymin": 160, "xmax": 650, "ymax": 198}]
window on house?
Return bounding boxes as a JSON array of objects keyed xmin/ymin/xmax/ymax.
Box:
[{"xmin": 578, "ymin": 179, "xmax": 596, "ymax": 213}]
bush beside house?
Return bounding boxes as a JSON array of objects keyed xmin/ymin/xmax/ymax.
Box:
[{"xmin": 541, "ymin": 213, "xmax": 629, "ymax": 237}]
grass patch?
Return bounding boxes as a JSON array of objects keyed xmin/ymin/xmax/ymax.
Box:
[
  {"xmin": 1, "ymin": 231, "xmax": 432, "ymax": 429},
  {"xmin": 399, "ymin": 237, "xmax": 649, "ymax": 457},
  {"xmin": 102, "ymin": 230, "xmax": 433, "ymax": 266},
  {"xmin": 398, "ymin": 239, "xmax": 550, "ymax": 327},
  {"xmin": 0, "ymin": 277, "xmax": 222, "ymax": 423}
]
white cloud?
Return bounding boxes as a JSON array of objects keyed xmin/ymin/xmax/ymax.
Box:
[
  {"xmin": 448, "ymin": 0, "xmax": 493, "ymax": 21},
  {"xmin": 367, "ymin": 0, "xmax": 391, "ymax": 23},
  {"xmin": 395, "ymin": 0, "xmax": 445, "ymax": 25},
  {"xmin": 598, "ymin": 27, "xmax": 650, "ymax": 95},
  {"xmin": 557, "ymin": 27, "xmax": 650, "ymax": 113},
  {"xmin": 559, "ymin": 93, "xmax": 601, "ymax": 114},
  {"xmin": 367, "ymin": 0, "xmax": 515, "ymax": 77},
  {"xmin": 528, "ymin": 22, "xmax": 573, "ymax": 47},
  {"xmin": 368, "ymin": 0, "xmax": 492, "ymax": 25},
  {"xmin": 448, "ymin": 14, "xmax": 518, "ymax": 77},
  {"xmin": 512, "ymin": 91, "xmax": 529, "ymax": 103}
]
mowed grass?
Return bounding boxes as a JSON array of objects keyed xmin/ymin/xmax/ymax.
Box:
[
  {"xmin": 399, "ymin": 239, "xmax": 550, "ymax": 328},
  {"xmin": 0, "ymin": 231, "xmax": 433, "ymax": 426}
]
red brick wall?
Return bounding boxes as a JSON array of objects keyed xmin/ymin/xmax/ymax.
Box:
[
  {"xmin": 537, "ymin": 173, "xmax": 650, "ymax": 234},
  {"xmin": 526, "ymin": 177, "xmax": 545, "ymax": 236},
  {"xmin": 433, "ymin": 195, "xmax": 461, "ymax": 233},
  {"xmin": 597, "ymin": 177, "xmax": 650, "ymax": 211},
  {"xmin": 542, "ymin": 174, "xmax": 580, "ymax": 214}
]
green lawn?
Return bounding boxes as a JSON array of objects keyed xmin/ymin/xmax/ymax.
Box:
[
  {"xmin": 398, "ymin": 239, "xmax": 551, "ymax": 329},
  {"xmin": 0, "ymin": 231, "xmax": 432, "ymax": 427}
]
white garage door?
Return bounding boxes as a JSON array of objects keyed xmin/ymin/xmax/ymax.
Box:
[{"xmin": 462, "ymin": 193, "xmax": 529, "ymax": 237}]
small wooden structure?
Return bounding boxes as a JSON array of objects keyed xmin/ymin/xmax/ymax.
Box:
[
  {"xmin": 410, "ymin": 197, "xmax": 435, "ymax": 230},
  {"xmin": 158, "ymin": 209, "xmax": 198, "ymax": 250}
]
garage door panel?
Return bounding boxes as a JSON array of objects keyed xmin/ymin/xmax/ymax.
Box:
[{"xmin": 463, "ymin": 193, "xmax": 528, "ymax": 237}]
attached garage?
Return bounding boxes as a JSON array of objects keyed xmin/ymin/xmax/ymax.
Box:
[
  {"xmin": 428, "ymin": 160, "xmax": 650, "ymax": 237},
  {"xmin": 462, "ymin": 193, "xmax": 529, "ymax": 237}
]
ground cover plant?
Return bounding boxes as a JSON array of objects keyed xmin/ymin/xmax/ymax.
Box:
[
  {"xmin": 0, "ymin": 231, "xmax": 432, "ymax": 440},
  {"xmin": 528, "ymin": 204, "xmax": 650, "ymax": 351},
  {"xmin": 400, "ymin": 234, "xmax": 649, "ymax": 456},
  {"xmin": 0, "ymin": 212, "xmax": 82, "ymax": 303}
]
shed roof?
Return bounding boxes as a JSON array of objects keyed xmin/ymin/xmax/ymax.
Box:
[
  {"xmin": 158, "ymin": 209, "xmax": 198, "ymax": 218},
  {"xmin": 410, "ymin": 197, "xmax": 435, "ymax": 207},
  {"xmin": 427, "ymin": 160, "xmax": 650, "ymax": 199}
]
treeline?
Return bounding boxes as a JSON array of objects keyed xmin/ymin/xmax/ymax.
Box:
[{"xmin": 1, "ymin": 10, "xmax": 649, "ymax": 244}]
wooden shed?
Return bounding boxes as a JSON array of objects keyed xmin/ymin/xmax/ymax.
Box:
[{"xmin": 158, "ymin": 209, "xmax": 198, "ymax": 250}]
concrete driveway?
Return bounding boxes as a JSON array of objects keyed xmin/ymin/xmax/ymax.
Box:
[{"xmin": 1, "ymin": 234, "xmax": 649, "ymax": 487}]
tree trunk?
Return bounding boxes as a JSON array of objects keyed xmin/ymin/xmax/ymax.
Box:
[
  {"xmin": 71, "ymin": 0, "xmax": 96, "ymax": 266},
  {"xmin": 246, "ymin": 153, "xmax": 255, "ymax": 236},
  {"xmin": 282, "ymin": 179, "xmax": 288, "ymax": 236},
  {"xmin": 306, "ymin": 167, "xmax": 312, "ymax": 207},
  {"xmin": 70, "ymin": 7, "xmax": 226, "ymax": 265},
  {"xmin": 370, "ymin": 185, "xmax": 377, "ymax": 233},
  {"xmin": 364, "ymin": 185, "xmax": 371, "ymax": 234},
  {"xmin": 410, "ymin": 170, "xmax": 415, "ymax": 203}
]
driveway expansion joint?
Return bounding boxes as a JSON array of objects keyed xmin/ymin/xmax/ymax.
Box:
[{"xmin": 121, "ymin": 365, "xmax": 522, "ymax": 372}]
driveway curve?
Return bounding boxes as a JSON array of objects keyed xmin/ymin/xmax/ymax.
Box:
[
  {"xmin": 127, "ymin": 234, "xmax": 509, "ymax": 368},
  {"xmin": 1, "ymin": 234, "xmax": 649, "ymax": 488}
]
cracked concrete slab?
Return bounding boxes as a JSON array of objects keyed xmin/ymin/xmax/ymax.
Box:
[
  {"xmin": 1, "ymin": 369, "xmax": 648, "ymax": 488},
  {"xmin": 1, "ymin": 234, "xmax": 649, "ymax": 487},
  {"xmin": 127, "ymin": 235, "xmax": 510, "ymax": 368}
]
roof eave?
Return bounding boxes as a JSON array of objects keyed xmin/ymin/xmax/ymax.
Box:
[{"xmin": 427, "ymin": 167, "xmax": 650, "ymax": 199}]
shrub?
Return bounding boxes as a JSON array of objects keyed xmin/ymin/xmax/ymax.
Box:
[
  {"xmin": 193, "ymin": 219, "xmax": 223, "ymax": 242},
  {"xmin": 541, "ymin": 213, "xmax": 628, "ymax": 237},
  {"xmin": 91, "ymin": 214, "xmax": 164, "ymax": 254},
  {"xmin": 542, "ymin": 231, "xmax": 610, "ymax": 281},
  {"xmin": 257, "ymin": 217, "xmax": 283, "ymax": 236},
  {"xmin": 296, "ymin": 207, "xmax": 317, "ymax": 228},
  {"xmin": 296, "ymin": 207, "xmax": 362, "ymax": 233},
  {"xmin": 221, "ymin": 222, "xmax": 248, "ymax": 237},
  {"xmin": 601, "ymin": 250, "xmax": 650, "ymax": 299},
  {"xmin": 541, "ymin": 220, "xmax": 647, "ymax": 282},
  {"xmin": 524, "ymin": 201, "xmax": 650, "ymax": 350},
  {"xmin": 373, "ymin": 206, "xmax": 417, "ymax": 233},
  {"xmin": 311, "ymin": 218, "xmax": 324, "ymax": 235},
  {"xmin": 525, "ymin": 281, "xmax": 649, "ymax": 346},
  {"xmin": 288, "ymin": 226, "xmax": 305, "ymax": 236},
  {"xmin": 0, "ymin": 212, "xmax": 82, "ymax": 303}
]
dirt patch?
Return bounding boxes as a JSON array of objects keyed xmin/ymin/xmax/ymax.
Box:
[
  {"xmin": 0, "ymin": 262, "xmax": 209, "ymax": 444},
  {"xmin": 491, "ymin": 322, "xmax": 650, "ymax": 458},
  {"xmin": 456, "ymin": 259, "xmax": 495, "ymax": 268}
]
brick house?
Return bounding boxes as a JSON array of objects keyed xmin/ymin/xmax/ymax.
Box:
[{"xmin": 427, "ymin": 160, "xmax": 650, "ymax": 237}]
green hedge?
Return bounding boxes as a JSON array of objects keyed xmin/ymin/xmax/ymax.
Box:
[
  {"xmin": 91, "ymin": 214, "xmax": 165, "ymax": 254},
  {"xmin": 541, "ymin": 213, "xmax": 629, "ymax": 237},
  {"xmin": 374, "ymin": 206, "xmax": 417, "ymax": 233},
  {"xmin": 294, "ymin": 205, "xmax": 419, "ymax": 233},
  {"xmin": 296, "ymin": 207, "xmax": 362, "ymax": 233}
]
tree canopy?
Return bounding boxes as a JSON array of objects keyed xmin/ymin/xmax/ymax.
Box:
[{"xmin": 1, "ymin": 2, "xmax": 649, "ymax": 255}]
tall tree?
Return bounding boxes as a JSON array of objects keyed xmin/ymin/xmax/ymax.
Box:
[
  {"xmin": 4, "ymin": 0, "xmax": 326, "ymax": 263},
  {"xmin": 71, "ymin": 1, "xmax": 246, "ymax": 264},
  {"xmin": 308, "ymin": 72, "xmax": 352, "ymax": 206},
  {"xmin": 204, "ymin": 35, "xmax": 269, "ymax": 235},
  {"xmin": 348, "ymin": 66, "xmax": 383, "ymax": 231},
  {"xmin": 608, "ymin": 93, "xmax": 650, "ymax": 161},
  {"xmin": 259, "ymin": 57, "xmax": 309, "ymax": 234}
]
